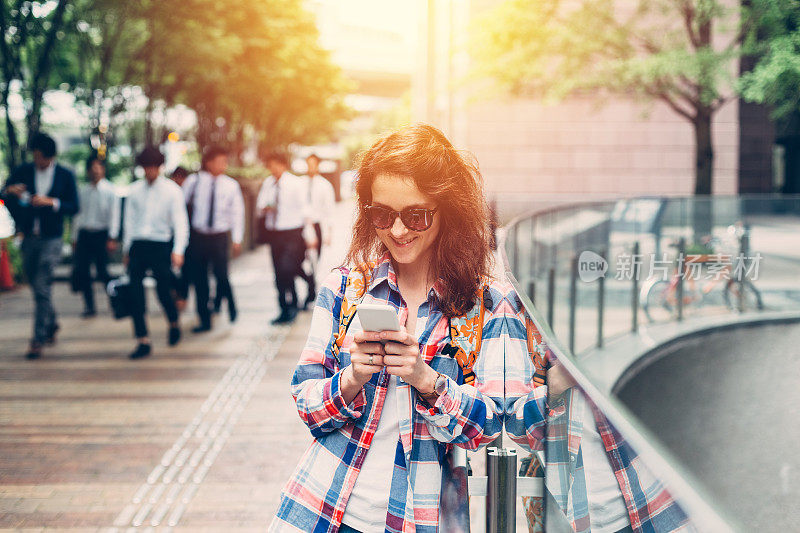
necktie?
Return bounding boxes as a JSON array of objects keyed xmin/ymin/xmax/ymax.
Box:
[{"xmin": 207, "ymin": 177, "xmax": 216, "ymax": 229}]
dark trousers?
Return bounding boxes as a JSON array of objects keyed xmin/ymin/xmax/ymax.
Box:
[
  {"xmin": 191, "ymin": 231, "xmax": 234, "ymax": 326},
  {"xmin": 74, "ymin": 229, "xmax": 110, "ymax": 312},
  {"xmin": 21, "ymin": 236, "xmax": 62, "ymax": 343},
  {"xmin": 172, "ymin": 240, "xmax": 192, "ymax": 301},
  {"xmin": 128, "ymin": 240, "xmax": 178, "ymax": 338},
  {"xmin": 267, "ymin": 228, "xmax": 305, "ymax": 313}
]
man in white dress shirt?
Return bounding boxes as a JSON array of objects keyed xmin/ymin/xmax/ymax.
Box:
[
  {"xmin": 298, "ymin": 154, "xmax": 335, "ymax": 308},
  {"xmin": 303, "ymin": 154, "xmax": 335, "ymax": 260},
  {"xmin": 256, "ymin": 152, "xmax": 307, "ymax": 324},
  {"xmin": 71, "ymin": 153, "xmax": 117, "ymax": 317},
  {"xmin": 122, "ymin": 146, "xmax": 189, "ymax": 359},
  {"xmin": 182, "ymin": 146, "xmax": 245, "ymax": 331}
]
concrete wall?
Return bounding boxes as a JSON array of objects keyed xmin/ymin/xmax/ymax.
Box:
[{"xmin": 461, "ymin": 95, "xmax": 740, "ymax": 197}]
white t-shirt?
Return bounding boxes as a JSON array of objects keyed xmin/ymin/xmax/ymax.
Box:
[
  {"xmin": 580, "ymin": 397, "xmax": 631, "ymax": 532},
  {"xmin": 341, "ymin": 375, "xmax": 400, "ymax": 532}
]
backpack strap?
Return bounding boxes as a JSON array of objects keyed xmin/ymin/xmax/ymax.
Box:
[
  {"xmin": 444, "ymin": 282, "xmax": 491, "ymax": 386},
  {"xmin": 330, "ymin": 264, "xmax": 372, "ymax": 367},
  {"xmin": 526, "ymin": 314, "xmax": 548, "ymax": 387}
]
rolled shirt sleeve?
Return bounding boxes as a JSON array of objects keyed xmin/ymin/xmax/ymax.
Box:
[
  {"xmin": 231, "ymin": 182, "xmax": 245, "ymax": 244},
  {"xmin": 290, "ymin": 269, "xmax": 368, "ymax": 438},
  {"xmin": 171, "ymin": 184, "xmax": 189, "ymax": 255}
]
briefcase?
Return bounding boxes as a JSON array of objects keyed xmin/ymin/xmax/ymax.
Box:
[{"xmin": 106, "ymin": 276, "xmax": 133, "ymax": 319}]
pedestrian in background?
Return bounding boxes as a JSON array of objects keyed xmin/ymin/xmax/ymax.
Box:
[
  {"xmin": 0, "ymin": 133, "xmax": 79, "ymax": 360},
  {"xmin": 71, "ymin": 153, "xmax": 117, "ymax": 318},
  {"xmin": 169, "ymin": 166, "xmax": 191, "ymax": 311},
  {"xmin": 123, "ymin": 146, "xmax": 189, "ymax": 359},
  {"xmin": 256, "ymin": 152, "xmax": 307, "ymax": 324},
  {"xmin": 303, "ymin": 153, "xmax": 335, "ymax": 262},
  {"xmin": 295, "ymin": 153, "xmax": 335, "ymax": 309},
  {"xmin": 183, "ymin": 146, "xmax": 244, "ymax": 331}
]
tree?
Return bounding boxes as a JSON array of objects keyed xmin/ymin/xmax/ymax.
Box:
[
  {"xmin": 473, "ymin": 0, "xmax": 770, "ymax": 199},
  {"xmin": 1, "ymin": 0, "xmax": 352, "ymax": 174},
  {"xmin": 0, "ymin": 0, "xmax": 73, "ymax": 170},
  {"xmin": 739, "ymin": 0, "xmax": 800, "ymax": 119}
]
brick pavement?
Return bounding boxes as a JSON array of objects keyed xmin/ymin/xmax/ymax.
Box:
[{"xmin": 0, "ymin": 201, "xmax": 355, "ymax": 532}]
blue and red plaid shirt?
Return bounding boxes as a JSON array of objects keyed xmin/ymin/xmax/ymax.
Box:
[
  {"xmin": 504, "ymin": 292, "xmax": 694, "ymax": 533},
  {"xmin": 270, "ymin": 254, "xmax": 510, "ymax": 532}
]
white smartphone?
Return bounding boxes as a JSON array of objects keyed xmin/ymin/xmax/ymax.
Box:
[{"xmin": 356, "ymin": 303, "xmax": 402, "ymax": 333}]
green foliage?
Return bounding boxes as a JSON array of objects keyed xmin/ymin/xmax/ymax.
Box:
[
  {"xmin": 739, "ymin": 1, "xmax": 800, "ymax": 119},
  {"xmin": 0, "ymin": 0, "xmax": 353, "ymax": 174},
  {"xmin": 471, "ymin": 0, "xmax": 745, "ymax": 119},
  {"xmin": 4, "ymin": 238, "xmax": 24, "ymax": 283}
]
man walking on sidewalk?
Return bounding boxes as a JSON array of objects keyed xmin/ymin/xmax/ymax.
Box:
[
  {"xmin": 256, "ymin": 152, "xmax": 307, "ymax": 324},
  {"xmin": 1, "ymin": 133, "xmax": 79, "ymax": 359},
  {"xmin": 71, "ymin": 153, "xmax": 117, "ymax": 318},
  {"xmin": 182, "ymin": 146, "xmax": 244, "ymax": 332},
  {"xmin": 299, "ymin": 153, "xmax": 335, "ymax": 308},
  {"xmin": 122, "ymin": 146, "xmax": 189, "ymax": 359}
]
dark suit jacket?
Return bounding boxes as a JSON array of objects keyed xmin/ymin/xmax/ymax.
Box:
[{"xmin": 1, "ymin": 162, "xmax": 79, "ymax": 238}]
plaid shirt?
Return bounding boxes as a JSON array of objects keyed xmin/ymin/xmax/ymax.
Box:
[
  {"xmin": 270, "ymin": 254, "xmax": 508, "ymax": 532},
  {"xmin": 504, "ymin": 293, "xmax": 694, "ymax": 533}
]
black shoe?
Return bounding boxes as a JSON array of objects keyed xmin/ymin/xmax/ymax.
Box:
[
  {"xmin": 192, "ymin": 323, "xmax": 212, "ymax": 333},
  {"xmin": 81, "ymin": 309, "xmax": 97, "ymax": 319},
  {"xmin": 129, "ymin": 343, "xmax": 152, "ymax": 360},
  {"xmin": 213, "ymin": 300, "xmax": 221, "ymax": 314},
  {"xmin": 271, "ymin": 311, "xmax": 294, "ymax": 325},
  {"xmin": 229, "ymin": 305, "xmax": 238, "ymax": 323},
  {"xmin": 168, "ymin": 326, "xmax": 181, "ymax": 346},
  {"xmin": 26, "ymin": 342, "xmax": 42, "ymax": 360},
  {"xmin": 302, "ymin": 293, "xmax": 316, "ymax": 311}
]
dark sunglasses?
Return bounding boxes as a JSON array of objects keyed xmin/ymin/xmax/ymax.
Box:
[{"xmin": 365, "ymin": 205, "xmax": 438, "ymax": 232}]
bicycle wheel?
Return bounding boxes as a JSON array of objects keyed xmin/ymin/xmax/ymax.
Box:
[
  {"xmin": 724, "ymin": 280, "xmax": 764, "ymax": 312},
  {"xmin": 642, "ymin": 279, "xmax": 673, "ymax": 322}
]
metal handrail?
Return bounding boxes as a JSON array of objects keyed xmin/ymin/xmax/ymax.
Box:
[{"xmin": 501, "ymin": 200, "xmax": 743, "ymax": 531}]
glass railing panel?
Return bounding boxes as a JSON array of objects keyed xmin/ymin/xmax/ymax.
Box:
[
  {"xmin": 502, "ymin": 194, "xmax": 800, "ymax": 532},
  {"xmin": 504, "ymin": 279, "xmax": 737, "ymax": 532}
]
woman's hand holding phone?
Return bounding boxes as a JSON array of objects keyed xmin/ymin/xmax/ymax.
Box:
[
  {"xmin": 379, "ymin": 329, "xmax": 437, "ymax": 393},
  {"xmin": 340, "ymin": 332, "xmax": 386, "ymax": 403}
]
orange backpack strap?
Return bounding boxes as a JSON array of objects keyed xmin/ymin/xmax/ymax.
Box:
[
  {"xmin": 445, "ymin": 283, "xmax": 490, "ymax": 386},
  {"xmin": 525, "ymin": 314, "xmax": 547, "ymax": 387},
  {"xmin": 330, "ymin": 263, "xmax": 372, "ymax": 366}
]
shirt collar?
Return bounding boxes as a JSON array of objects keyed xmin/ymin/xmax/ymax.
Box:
[
  {"xmin": 144, "ymin": 175, "xmax": 163, "ymax": 188},
  {"xmin": 366, "ymin": 250, "xmax": 444, "ymax": 303},
  {"xmin": 35, "ymin": 161, "xmax": 55, "ymax": 175}
]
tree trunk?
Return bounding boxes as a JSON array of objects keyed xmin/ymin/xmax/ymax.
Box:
[
  {"xmin": 26, "ymin": 0, "xmax": 70, "ymax": 144},
  {"xmin": 693, "ymin": 110, "xmax": 714, "ymax": 243},
  {"xmin": 1, "ymin": 85, "xmax": 20, "ymax": 171}
]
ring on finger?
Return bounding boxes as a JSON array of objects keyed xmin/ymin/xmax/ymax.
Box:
[{"xmin": 369, "ymin": 355, "xmax": 374, "ymax": 365}]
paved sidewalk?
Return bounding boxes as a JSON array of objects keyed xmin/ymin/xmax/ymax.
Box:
[{"xmin": 0, "ymin": 201, "xmax": 355, "ymax": 532}]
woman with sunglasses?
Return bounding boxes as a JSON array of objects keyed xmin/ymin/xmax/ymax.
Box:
[{"xmin": 270, "ymin": 124, "xmax": 508, "ymax": 533}]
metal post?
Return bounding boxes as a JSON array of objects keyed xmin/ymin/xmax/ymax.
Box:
[
  {"xmin": 631, "ymin": 241, "xmax": 640, "ymax": 333},
  {"xmin": 486, "ymin": 448, "xmax": 517, "ymax": 533},
  {"xmin": 738, "ymin": 224, "xmax": 750, "ymax": 312},
  {"xmin": 597, "ymin": 247, "xmax": 606, "ymax": 348},
  {"xmin": 677, "ymin": 237, "xmax": 686, "ymax": 321},
  {"xmin": 569, "ymin": 254, "xmax": 577, "ymax": 354},
  {"xmin": 547, "ymin": 267, "xmax": 556, "ymax": 327}
]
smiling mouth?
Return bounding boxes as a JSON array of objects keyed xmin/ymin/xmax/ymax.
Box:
[{"xmin": 391, "ymin": 236, "xmax": 417, "ymax": 248}]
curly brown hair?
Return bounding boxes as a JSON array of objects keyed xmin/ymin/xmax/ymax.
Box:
[{"xmin": 346, "ymin": 124, "xmax": 492, "ymax": 317}]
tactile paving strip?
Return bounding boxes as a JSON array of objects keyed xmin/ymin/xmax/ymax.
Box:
[{"xmin": 105, "ymin": 323, "xmax": 291, "ymax": 532}]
